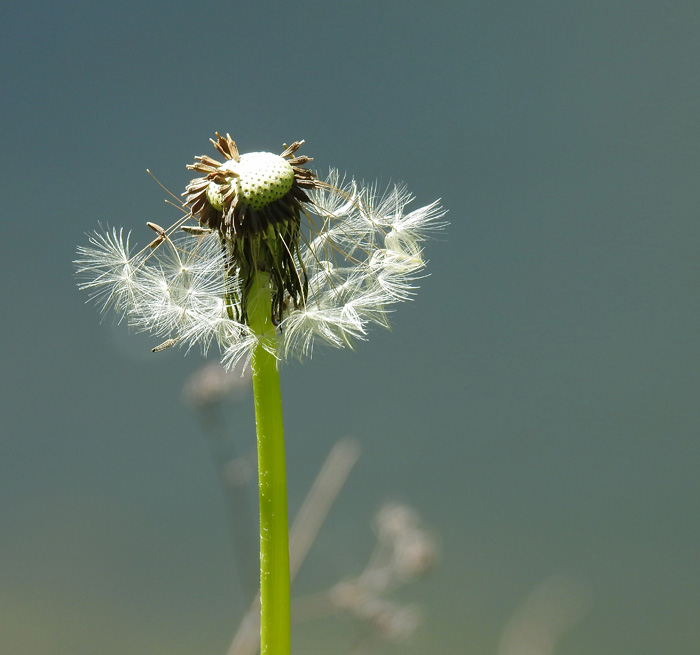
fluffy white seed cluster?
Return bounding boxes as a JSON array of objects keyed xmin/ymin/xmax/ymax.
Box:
[{"xmin": 76, "ymin": 169, "xmax": 445, "ymax": 369}]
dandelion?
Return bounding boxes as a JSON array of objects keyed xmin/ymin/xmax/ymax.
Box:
[{"xmin": 75, "ymin": 133, "xmax": 445, "ymax": 655}]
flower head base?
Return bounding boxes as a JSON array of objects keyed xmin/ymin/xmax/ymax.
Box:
[
  {"xmin": 76, "ymin": 134, "xmax": 446, "ymax": 369},
  {"xmin": 184, "ymin": 133, "xmax": 321, "ymax": 324},
  {"xmin": 185, "ymin": 133, "xmax": 317, "ymax": 238}
]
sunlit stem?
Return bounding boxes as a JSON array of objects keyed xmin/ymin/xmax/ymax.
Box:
[{"xmin": 248, "ymin": 270, "xmax": 291, "ymax": 655}]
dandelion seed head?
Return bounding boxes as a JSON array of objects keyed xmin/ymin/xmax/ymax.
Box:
[{"xmin": 75, "ymin": 134, "xmax": 446, "ymax": 369}]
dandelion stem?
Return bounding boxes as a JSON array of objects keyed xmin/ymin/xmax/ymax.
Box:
[{"xmin": 248, "ymin": 271, "xmax": 291, "ymax": 655}]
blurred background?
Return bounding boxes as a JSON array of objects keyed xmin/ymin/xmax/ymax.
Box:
[{"xmin": 2, "ymin": 1, "xmax": 699, "ymax": 653}]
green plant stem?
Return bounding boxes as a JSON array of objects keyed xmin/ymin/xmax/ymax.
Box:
[{"xmin": 248, "ymin": 271, "xmax": 291, "ymax": 655}]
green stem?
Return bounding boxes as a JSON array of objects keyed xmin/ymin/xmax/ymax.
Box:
[{"xmin": 248, "ymin": 271, "xmax": 291, "ymax": 655}]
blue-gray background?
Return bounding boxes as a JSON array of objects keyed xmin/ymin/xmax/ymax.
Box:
[{"xmin": 2, "ymin": 1, "xmax": 699, "ymax": 653}]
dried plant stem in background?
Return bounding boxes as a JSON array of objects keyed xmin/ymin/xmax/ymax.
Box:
[
  {"xmin": 292, "ymin": 503, "xmax": 438, "ymax": 645},
  {"xmin": 289, "ymin": 439, "xmax": 361, "ymax": 580}
]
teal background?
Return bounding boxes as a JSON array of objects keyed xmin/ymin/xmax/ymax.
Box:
[{"xmin": 2, "ymin": 1, "xmax": 699, "ymax": 653}]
